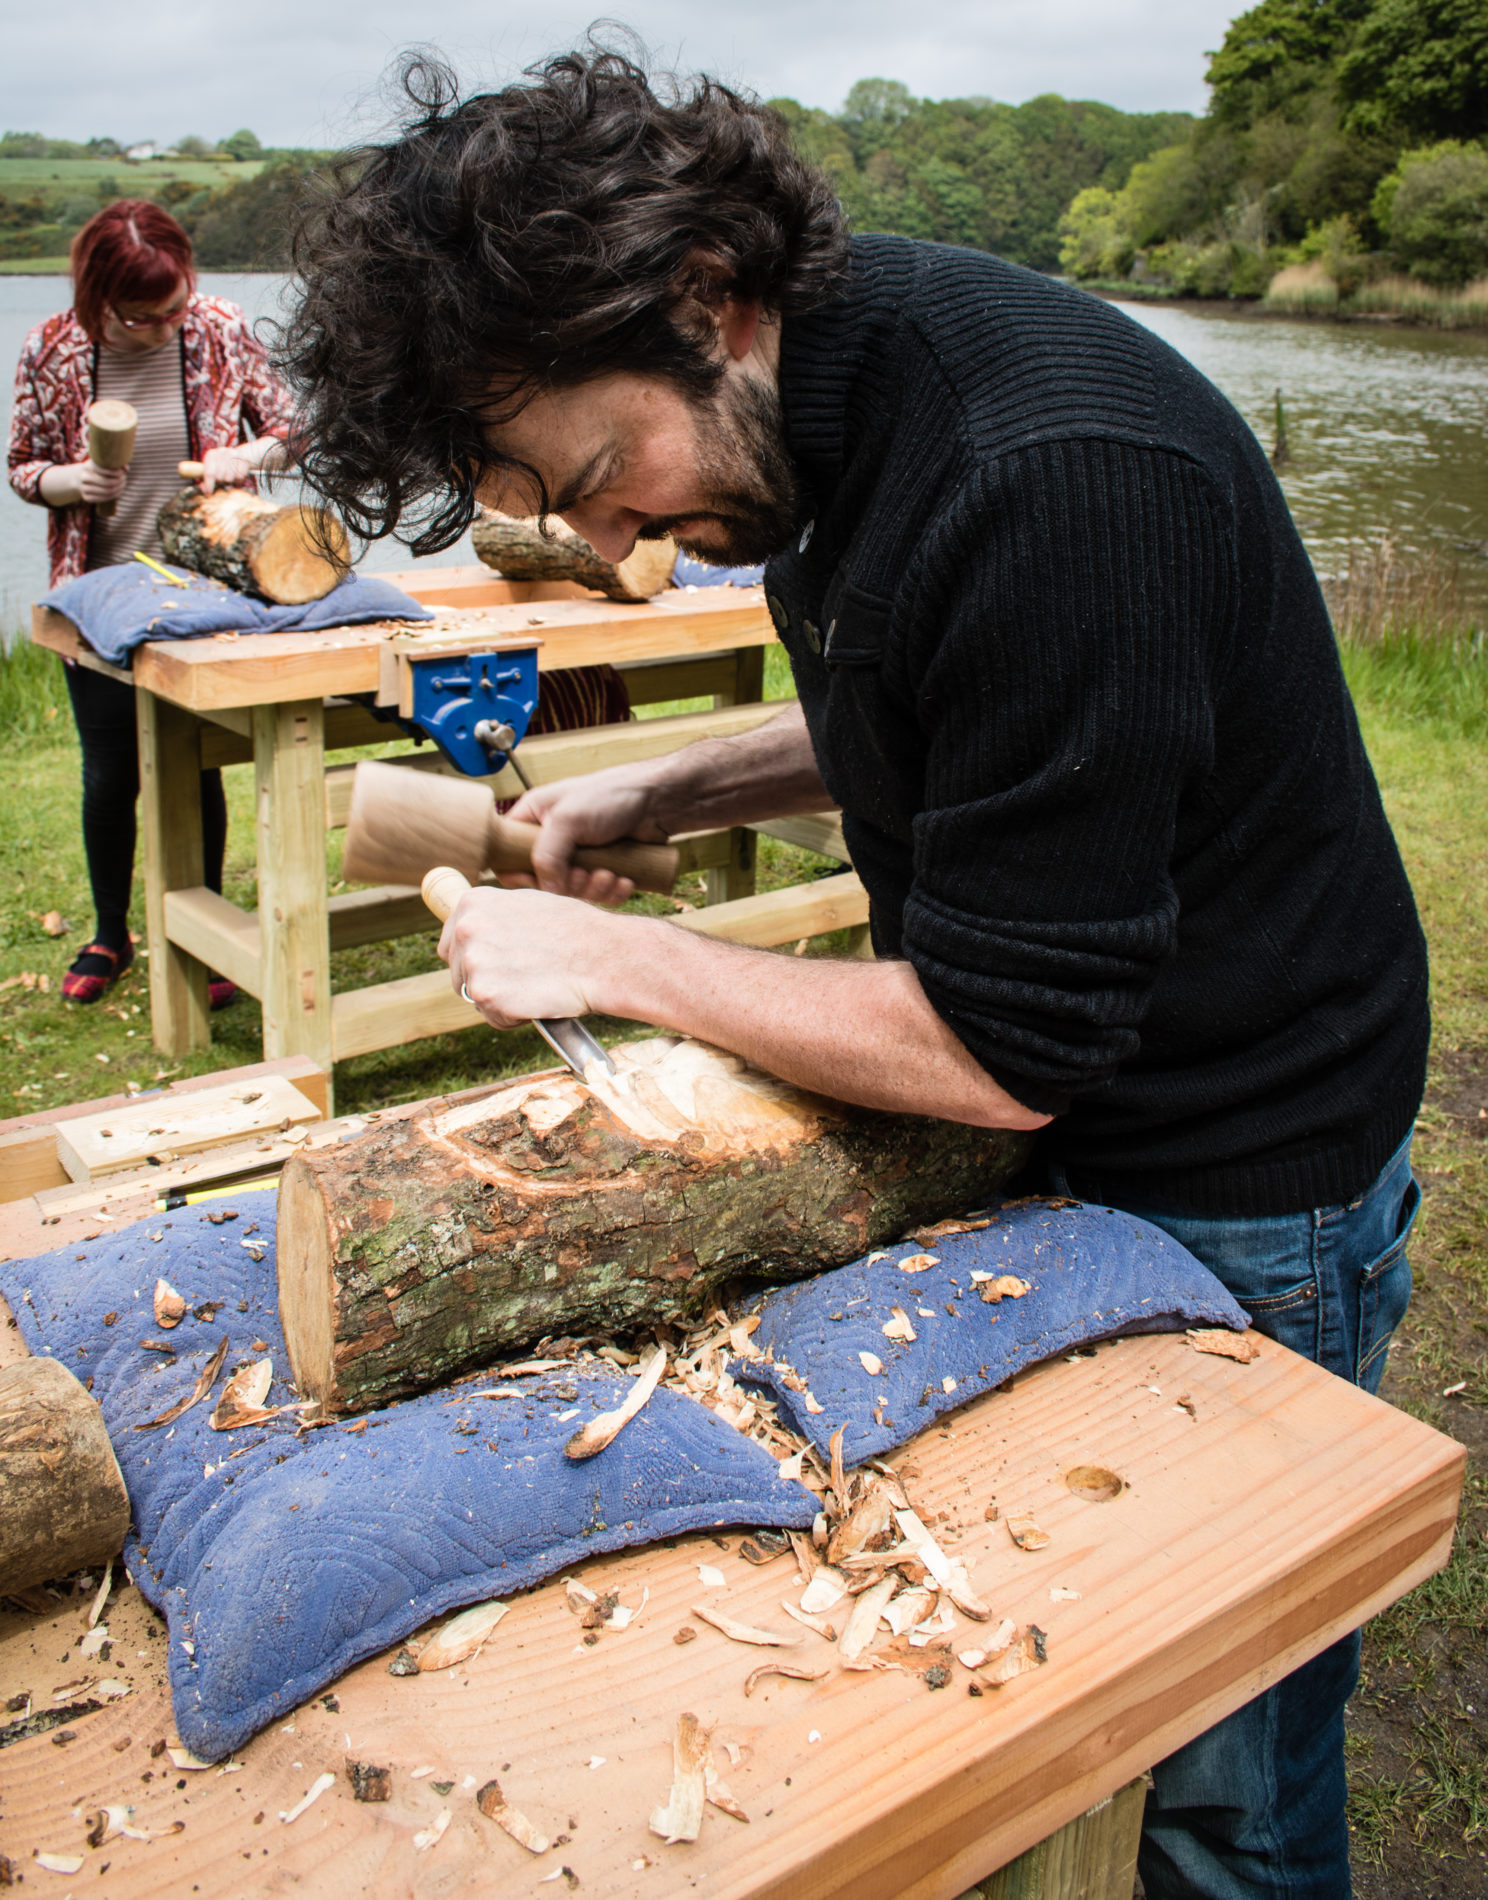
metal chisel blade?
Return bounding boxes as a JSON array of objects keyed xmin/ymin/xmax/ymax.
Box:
[{"xmin": 534, "ymin": 1016, "xmax": 616, "ymax": 1080}]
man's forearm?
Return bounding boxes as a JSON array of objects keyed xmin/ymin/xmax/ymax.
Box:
[
  {"xmin": 646, "ymin": 703, "xmax": 833, "ymax": 836},
  {"xmin": 596, "ymin": 914, "xmax": 1048, "ymax": 1131}
]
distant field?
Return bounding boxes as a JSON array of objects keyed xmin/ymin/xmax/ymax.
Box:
[
  {"xmin": 0, "ymin": 156, "xmax": 261, "ymax": 191},
  {"xmin": 0, "ymin": 256, "xmax": 69, "ymax": 274}
]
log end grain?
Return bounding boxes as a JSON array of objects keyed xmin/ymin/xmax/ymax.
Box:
[
  {"xmin": 275, "ymin": 1159, "xmax": 342, "ymax": 1407},
  {"xmin": 0, "ymin": 1357, "xmax": 131, "ymax": 1593}
]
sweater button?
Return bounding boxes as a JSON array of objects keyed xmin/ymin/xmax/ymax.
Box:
[
  {"xmin": 766, "ymin": 593, "xmax": 789, "ymax": 635},
  {"xmin": 802, "ymin": 619, "xmax": 822, "ymax": 655}
]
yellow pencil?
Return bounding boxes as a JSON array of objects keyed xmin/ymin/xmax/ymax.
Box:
[{"xmin": 133, "ymin": 551, "xmax": 190, "ymax": 586}]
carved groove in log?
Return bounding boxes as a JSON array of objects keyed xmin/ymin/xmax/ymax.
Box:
[
  {"xmin": 472, "ymin": 510, "xmax": 677, "ymax": 603},
  {"xmin": 157, "ymin": 486, "xmax": 350, "ymax": 604},
  {"xmin": 0, "ymin": 1357, "xmax": 131, "ymax": 1592},
  {"xmin": 276, "ymin": 1038, "xmax": 1028, "ymax": 1415}
]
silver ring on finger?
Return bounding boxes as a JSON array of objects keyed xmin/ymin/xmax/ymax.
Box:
[{"xmin": 460, "ymin": 983, "xmax": 472, "ymax": 1004}]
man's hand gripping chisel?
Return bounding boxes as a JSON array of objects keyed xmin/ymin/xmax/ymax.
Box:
[{"xmin": 420, "ymin": 866, "xmax": 616, "ymax": 1080}]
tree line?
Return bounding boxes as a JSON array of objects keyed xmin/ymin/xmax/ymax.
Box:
[{"xmin": 1058, "ymin": 0, "xmax": 1488, "ymax": 295}]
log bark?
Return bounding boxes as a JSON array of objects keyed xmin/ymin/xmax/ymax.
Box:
[
  {"xmin": 0, "ymin": 1356, "xmax": 131, "ymax": 1593},
  {"xmin": 157, "ymin": 487, "xmax": 350, "ymax": 604},
  {"xmin": 472, "ymin": 510, "xmax": 677, "ymax": 603},
  {"xmin": 276, "ymin": 1037, "xmax": 1029, "ymax": 1415}
]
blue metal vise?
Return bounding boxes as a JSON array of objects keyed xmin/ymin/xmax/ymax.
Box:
[{"xmin": 404, "ymin": 644, "xmax": 541, "ymax": 778}]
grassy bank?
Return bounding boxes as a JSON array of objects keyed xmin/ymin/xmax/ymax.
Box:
[
  {"xmin": 0, "ymin": 594, "xmax": 1483, "ymax": 1890},
  {"xmin": 1265, "ymin": 264, "xmax": 1488, "ymax": 332}
]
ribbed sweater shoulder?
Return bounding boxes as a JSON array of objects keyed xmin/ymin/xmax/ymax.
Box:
[{"xmin": 769, "ymin": 235, "xmax": 1429, "ymax": 1217}]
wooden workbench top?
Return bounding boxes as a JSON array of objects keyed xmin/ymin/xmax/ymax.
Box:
[
  {"xmin": 0, "ymin": 1324, "xmax": 1462, "ymax": 1900},
  {"xmin": 31, "ymin": 579, "xmax": 772, "ymax": 714}
]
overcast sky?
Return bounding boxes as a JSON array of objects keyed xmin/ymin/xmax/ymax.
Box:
[{"xmin": 7, "ymin": 2, "xmax": 1242, "ymax": 149}]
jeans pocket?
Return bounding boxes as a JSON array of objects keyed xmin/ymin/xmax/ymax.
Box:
[
  {"xmin": 1230, "ymin": 1273, "xmax": 1320, "ymax": 1361},
  {"xmin": 1356, "ymin": 1175, "xmax": 1420, "ymax": 1393}
]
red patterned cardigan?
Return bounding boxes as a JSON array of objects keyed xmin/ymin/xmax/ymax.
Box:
[{"xmin": 8, "ymin": 294, "xmax": 295, "ymax": 588}]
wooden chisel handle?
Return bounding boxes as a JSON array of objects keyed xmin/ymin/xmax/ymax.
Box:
[
  {"xmin": 421, "ymin": 865, "xmax": 472, "ymax": 923},
  {"xmin": 178, "ymin": 460, "xmax": 207, "ymax": 480},
  {"xmin": 486, "ymin": 812, "xmax": 679, "ymax": 895}
]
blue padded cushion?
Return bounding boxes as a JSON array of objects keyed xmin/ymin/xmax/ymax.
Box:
[
  {"xmin": 0, "ymin": 1192, "xmax": 817, "ymax": 1761},
  {"xmin": 732, "ymin": 1198, "xmax": 1250, "ymax": 1464},
  {"xmin": 41, "ymin": 564, "xmax": 434, "ymax": 663}
]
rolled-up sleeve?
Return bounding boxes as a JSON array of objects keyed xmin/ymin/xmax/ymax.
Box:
[{"xmin": 899, "ymin": 438, "xmax": 1235, "ymax": 1113}]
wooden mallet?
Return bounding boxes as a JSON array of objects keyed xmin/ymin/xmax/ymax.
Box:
[
  {"xmin": 343, "ymin": 757, "xmax": 679, "ymax": 895},
  {"xmin": 85, "ymin": 398, "xmax": 138, "ymax": 519}
]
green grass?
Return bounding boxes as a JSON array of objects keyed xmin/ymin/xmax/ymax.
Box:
[{"xmin": 0, "ymin": 256, "xmax": 69, "ymax": 274}]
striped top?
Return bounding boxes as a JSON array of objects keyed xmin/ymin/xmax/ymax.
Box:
[{"xmin": 88, "ymin": 337, "xmax": 192, "ymax": 569}]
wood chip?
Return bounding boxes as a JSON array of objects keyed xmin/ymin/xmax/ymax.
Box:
[
  {"xmin": 799, "ymin": 1566, "xmax": 848, "ymax": 1614},
  {"xmin": 87, "ymin": 1561, "xmax": 112, "ymax": 1629},
  {"xmin": 838, "ymin": 1575, "xmax": 897, "ymax": 1663},
  {"xmin": 908, "ymin": 1218, "xmax": 992, "ymax": 1241},
  {"xmin": 882, "ymin": 1308, "xmax": 917, "ymax": 1343},
  {"xmin": 280, "ymin": 1772, "xmax": 335, "ymax": 1823},
  {"xmin": 413, "ymin": 1808, "xmax": 452, "ymax": 1851},
  {"xmin": 1050, "ymin": 1586, "xmax": 1082, "ymax": 1602},
  {"xmin": 1188, "ymin": 1328, "xmax": 1261, "ymax": 1363},
  {"xmin": 153, "ymin": 1278, "xmax": 186, "ymax": 1329},
  {"xmin": 1064, "ymin": 1464, "xmax": 1124, "ymax": 1503},
  {"xmin": 780, "ymin": 1600, "xmax": 837, "ymax": 1642},
  {"xmin": 857, "ymin": 1350, "xmax": 883, "ymax": 1376},
  {"xmin": 743, "ymin": 1660, "xmax": 828, "ymax": 1696},
  {"xmin": 882, "ymin": 1586, "xmax": 937, "ymax": 1636},
  {"xmin": 85, "ymin": 1804, "xmax": 133, "ymax": 1847},
  {"xmin": 347, "ymin": 1760, "xmax": 391, "ymax": 1802},
  {"xmin": 477, "ymin": 1778, "xmax": 550, "ymax": 1853},
  {"xmin": 417, "ymin": 1599, "xmax": 508, "ymax": 1671},
  {"xmin": 210, "ymin": 1357, "xmax": 273, "ymax": 1431},
  {"xmin": 971, "ymin": 1272, "xmax": 1031, "ymax": 1303},
  {"xmin": 34, "ymin": 1852, "xmax": 85, "ymax": 1874},
  {"xmin": 827, "ymin": 1473, "xmax": 907, "ymax": 1565},
  {"xmin": 705, "ymin": 1762, "xmax": 750, "ymax": 1822},
  {"xmin": 649, "ymin": 1711, "xmax": 708, "ymax": 1844},
  {"xmin": 802, "ymin": 1391, "xmax": 825, "ymax": 1414},
  {"xmin": 1006, "ymin": 1513, "xmax": 1051, "ymax": 1551},
  {"xmin": 167, "ymin": 1744, "xmax": 216, "ymax": 1770},
  {"xmin": 690, "ymin": 1604, "xmax": 801, "ymax": 1648},
  {"xmin": 134, "ymin": 1336, "xmax": 229, "ymax": 1431},
  {"xmin": 564, "ymin": 1346, "xmax": 666, "ymax": 1460},
  {"xmin": 896, "ymin": 1253, "xmax": 939, "ymax": 1273}
]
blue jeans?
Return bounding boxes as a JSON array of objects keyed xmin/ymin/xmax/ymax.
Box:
[{"xmin": 1048, "ymin": 1137, "xmax": 1420, "ymax": 1900}]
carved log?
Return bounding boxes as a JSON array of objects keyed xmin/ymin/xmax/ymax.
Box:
[
  {"xmin": 472, "ymin": 510, "xmax": 677, "ymax": 603},
  {"xmin": 0, "ymin": 1354, "xmax": 131, "ymax": 1592},
  {"xmin": 157, "ymin": 486, "xmax": 350, "ymax": 604},
  {"xmin": 277, "ymin": 1039, "xmax": 1028, "ymax": 1415}
]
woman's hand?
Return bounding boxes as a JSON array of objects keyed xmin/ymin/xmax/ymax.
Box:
[
  {"xmin": 195, "ymin": 444, "xmax": 258, "ymax": 495},
  {"xmin": 38, "ymin": 459, "xmax": 127, "ymax": 507}
]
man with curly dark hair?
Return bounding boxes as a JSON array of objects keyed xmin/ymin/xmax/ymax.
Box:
[{"xmin": 284, "ymin": 47, "xmax": 1428, "ymax": 1900}]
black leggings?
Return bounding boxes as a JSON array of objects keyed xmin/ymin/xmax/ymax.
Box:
[{"xmin": 63, "ymin": 662, "xmax": 227, "ymax": 950}]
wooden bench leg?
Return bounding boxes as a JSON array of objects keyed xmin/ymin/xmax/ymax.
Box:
[
  {"xmin": 705, "ymin": 645, "xmax": 765, "ymax": 907},
  {"xmin": 137, "ymin": 688, "xmax": 210, "ymax": 1057},
  {"xmin": 968, "ymin": 1778, "xmax": 1147, "ymax": 1900},
  {"xmin": 253, "ymin": 700, "xmax": 335, "ymax": 1110}
]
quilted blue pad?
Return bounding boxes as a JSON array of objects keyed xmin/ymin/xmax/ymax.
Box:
[
  {"xmin": 0, "ymin": 1192, "xmax": 818, "ymax": 1761},
  {"xmin": 732, "ymin": 1199, "xmax": 1250, "ymax": 1464}
]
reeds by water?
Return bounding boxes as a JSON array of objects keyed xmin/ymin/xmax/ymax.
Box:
[
  {"xmin": 1323, "ymin": 540, "xmax": 1487, "ymax": 739},
  {"xmin": 1264, "ymin": 263, "xmax": 1488, "ymax": 331}
]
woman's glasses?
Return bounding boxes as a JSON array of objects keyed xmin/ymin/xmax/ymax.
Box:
[{"xmin": 111, "ymin": 301, "xmax": 189, "ymax": 332}]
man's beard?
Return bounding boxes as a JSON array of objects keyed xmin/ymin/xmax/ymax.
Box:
[{"xmin": 636, "ymin": 373, "xmax": 804, "ymax": 567}]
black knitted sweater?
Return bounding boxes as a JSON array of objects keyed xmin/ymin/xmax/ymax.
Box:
[{"xmin": 764, "ymin": 236, "xmax": 1429, "ymax": 1216}]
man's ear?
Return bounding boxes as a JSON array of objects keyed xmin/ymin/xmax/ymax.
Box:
[{"xmin": 679, "ymin": 251, "xmax": 761, "ymax": 363}]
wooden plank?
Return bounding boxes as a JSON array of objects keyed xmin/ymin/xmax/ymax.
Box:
[
  {"xmin": 253, "ymin": 701, "xmax": 335, "ymax": 1103},
  {"xmin": 30, "ymin": 592, "xmax": 775, "ymax": 714},
  {"xmin": 0, "ymin": 1331, "xmax": 1462, "ymax": 1900},
  {"xmin": 52, "ymin": 1075, "xmax": 322, "ymax": 1183},
  {"xmin": 136, "ymin": 688, "xmax": 210, "ymax": 1056},
  {"xmin": 327, "ymin": 884, "xmax": 433, "ymax": 949},
  {"xmin": 323, "ymin": 700, "xmax": 795, "ymax": 828},
  {"xmin": 379, "ymin": 564, "xmax": 595, "ymax": 609},
  {"xmin": 705, "ymin": 644, "xmax": 766, "ymax": 909},
  {"xmin": 676, "ymin": 873, "xmax": 869, "ymax": 946},
  {"xmin": 0, "ymin": 1128, "xmax": 67, "ymax": 1200},
  {"xmin": 163, "ymin": 887, "xmax": 262, "ymax": 996},
  {"xmin": 331, "ymin": 966, "xmax": 481, "ymax": 1061},
  {"xmin": 619, "ymin": 652, "xmax": 739, "ymax": 706},
  {"xmin": 751, "ymin": 812, "xmax": 849, "ymax": 861},
  {"xmin": 0, "ymin": 1056, "xmax": 329, "ymax": 1142},
  {"xmin": 982, "ymin": 1779, "xmax": 1145, "ymax": 1898}
]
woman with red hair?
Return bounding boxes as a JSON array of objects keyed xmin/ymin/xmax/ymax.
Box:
[{"xmin": 8, "ymin": 199, "xmax": 296, "ymax": 1003}]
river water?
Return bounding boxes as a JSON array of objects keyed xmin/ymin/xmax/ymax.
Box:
[{"xmin": 4, "ymin": 272, "xmax": 1487, "ymax": 628}]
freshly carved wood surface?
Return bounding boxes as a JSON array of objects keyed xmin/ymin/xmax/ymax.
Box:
[
  {"xmin": 277, "ymin": 1036, "xmax": 1028, "ymax": 1413},
  {"xmin": 157, "ymin": 488, "xmax": 350, "ymax": 604},
  {"xmin": 0, "ymin": 1330, "xmax": 1462, "ymax": 1899},
  {"xmin": 0, "ymin": 1357, "xmax": 130, "ymax": 1592}
]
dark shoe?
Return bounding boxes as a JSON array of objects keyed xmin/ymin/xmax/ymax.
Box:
[
  {"xmin": 62, "ymin": 938, "xmax": 134, "ymax": 1005},
  {"xmin": 208, "ymin": 977, "xmax": 238, "ymax": 1011}
]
